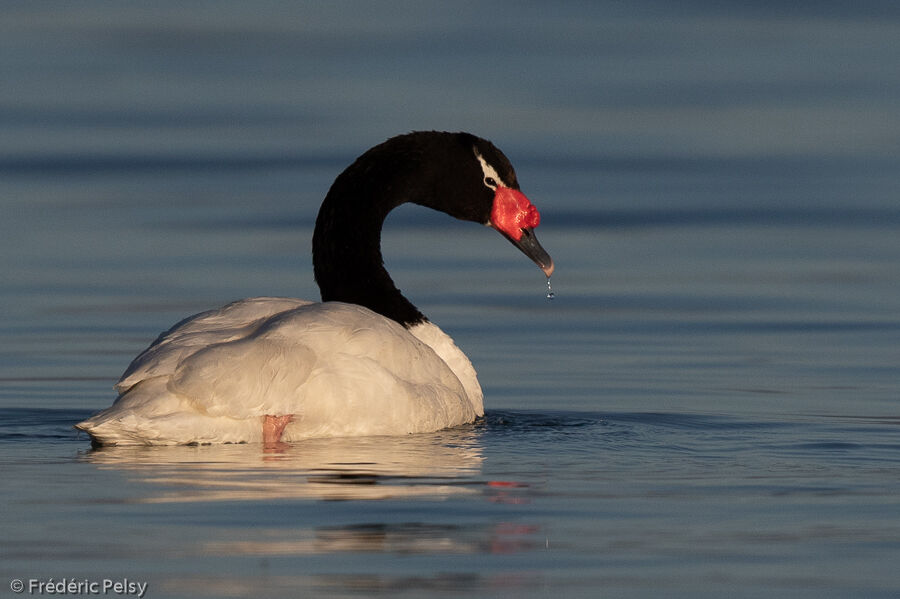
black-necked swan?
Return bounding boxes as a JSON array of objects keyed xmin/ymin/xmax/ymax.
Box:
[{"xmin": 75, "ymin": 131, "xmax": 553, "ymax": 446}]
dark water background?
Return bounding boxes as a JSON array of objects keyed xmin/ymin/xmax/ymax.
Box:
[{"xmin": 2, "ymin": 3, "xmax": 899, "ymax": 597}]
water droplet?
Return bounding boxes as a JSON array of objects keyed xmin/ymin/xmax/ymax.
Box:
[{"xmin": 546, "ymin": 277, "xmax": 555, "ymax": 300}]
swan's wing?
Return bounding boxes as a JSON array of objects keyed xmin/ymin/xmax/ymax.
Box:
[
  {"xmin": 83, "ymin": 301, "xmax": 475, "ymax": 444},
  {"xmin": 167, "ymin": 302, "xmax": 473, "ymax": 430},
  {"xmin": 409, "ymin": 321, "xmax": 484, "ymax": 416},
  {"xmin": 169, "ymin": 336, "xmax": 318, "ymax": 418},
  {"xmin": 116, "ymin": 297, "xmax": 312, "ymax": 392}
]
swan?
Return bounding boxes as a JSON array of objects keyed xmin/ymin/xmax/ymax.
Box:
[{"xmin": 75, "ymin": 131, "xmax": 553, "ymax": 446}]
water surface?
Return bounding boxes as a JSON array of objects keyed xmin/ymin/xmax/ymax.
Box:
[{"xmin": 2, "ymin": 3, "xmax": 900, "ymax": 597}]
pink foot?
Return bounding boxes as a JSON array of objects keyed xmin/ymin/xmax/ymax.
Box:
[{"xmin": 262, "ymin": 414, "xmax": 293, "ymax": 445}]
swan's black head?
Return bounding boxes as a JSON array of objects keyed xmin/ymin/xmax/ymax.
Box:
[
  {"xmin": 347, "ymin": 131, "xmax": 553, "ymax": 275},
  {"xmin": 314, "ymin": 131, "xmax": 553, "ymax": 326}
]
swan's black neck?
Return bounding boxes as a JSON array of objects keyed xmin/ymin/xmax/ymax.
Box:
[
  {"xmin": 312, "ymin": 132, "xmax": 513, "ymax": 328},
  {"xmin": 313, "ymin": 191, "xmax": 426, "ymax": 327}
]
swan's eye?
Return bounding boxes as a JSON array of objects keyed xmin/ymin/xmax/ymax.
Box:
[{"xmin": 474, "ymin": 147, "xmax": 505, "ymax": 190}]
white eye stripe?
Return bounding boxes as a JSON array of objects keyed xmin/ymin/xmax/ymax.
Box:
[{"xmin": 473, "ymin": 148, "xmax": 507, "ymax": 190}]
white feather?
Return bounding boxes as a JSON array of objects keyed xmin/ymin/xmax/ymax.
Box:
[{"xmin": 76, "ymin": 298, "xmax": 482, "ymax": 445}]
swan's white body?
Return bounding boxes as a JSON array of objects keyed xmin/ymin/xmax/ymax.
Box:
[{"xmin": 77, "ymin": 298, "xmax": 483, "ymax": 445}]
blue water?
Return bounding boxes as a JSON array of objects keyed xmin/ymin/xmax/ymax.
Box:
[{"xmin": 2, "ymin": 3, "xmax": 900, "ymax": 598}]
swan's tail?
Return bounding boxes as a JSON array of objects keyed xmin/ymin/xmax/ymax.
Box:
[{"xmin": 75, "ymin": 378, "xmax": 260, "ymax": 446}]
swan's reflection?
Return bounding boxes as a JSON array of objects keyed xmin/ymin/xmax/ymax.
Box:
[
  {"xmin": 78, "ymin": 425, "xmax": 544, "ymax": 563},
  {"xmin": 81, "ymin": 426, "xmax": 484, "ymax": 502},
  {"xmin": 201, "ymin": 521, "xmax": 543, "ymax": 558}
]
